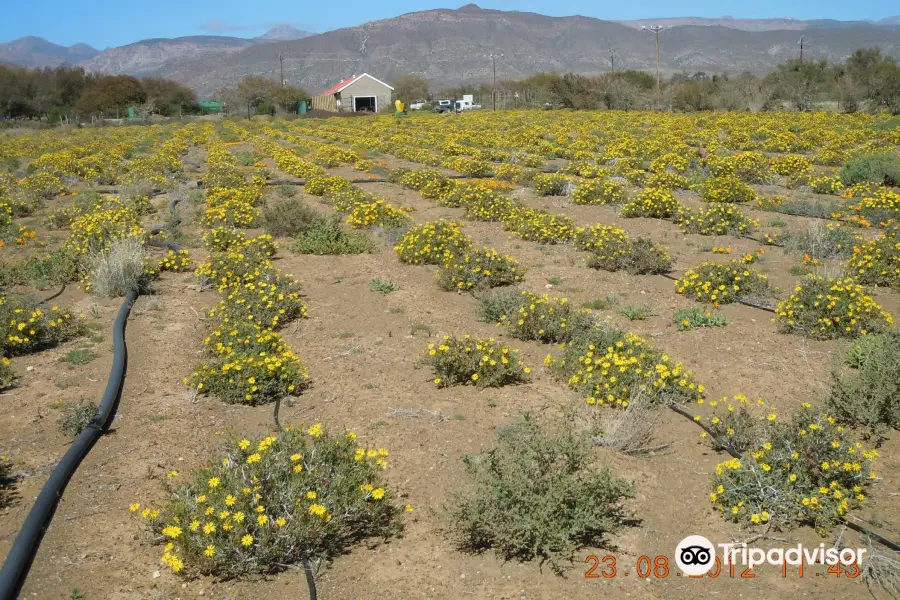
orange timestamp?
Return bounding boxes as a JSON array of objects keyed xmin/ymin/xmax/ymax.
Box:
[{"xmin": 584, "ymin": 555, "xmax": 862, "ymax": 579}]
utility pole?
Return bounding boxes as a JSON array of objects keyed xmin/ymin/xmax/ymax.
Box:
[
  {"xmin": 641, "ymin": 25, "xmax": 669, "ymax": 108},
  {"xmin": 279, "ymin": 53, "xmax": 285, "ymax": 86},
  {"xmin": 798, "ymin": 36, "xmax": 804, "ymax": 61},
  {"xmin": 488, "ymin": 53, "xmax": 503, "ymax": 110},
  {"xmin": 608, "ymin": 43, "xmax": 617, "ymax": 74}
]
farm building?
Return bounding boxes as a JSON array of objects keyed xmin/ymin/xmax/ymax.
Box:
[{"xmin": 310, "ymin": 73, "xmax": 394, "ymax": 113}]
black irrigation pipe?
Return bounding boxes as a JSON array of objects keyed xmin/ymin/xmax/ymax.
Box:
[
  {"xmin": 666, "ymin": 401, "xmax": 900, "ymax": 554},
  {"xmin": 36, "ymin": 283, "xmax": 67, "ymax": 306},
  {"xmin": 657, "ymin": 272, "xmax": 778, "ymax": 314},
  {"xmin": 0, "ymin": 192, "xmax": 187, "ymax": 599},
  {"xmin": 0, "ymin": 287, "xmax": 139, "ymax": 600}
]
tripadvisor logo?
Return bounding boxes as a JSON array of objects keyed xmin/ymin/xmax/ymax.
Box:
[
  {"xmin": 675, "ymin": 535, "xmax": 716, "ymax": 576},
  {"xmin": 675, "ymin": 535, "xmax": 868, "ymax": 575}
]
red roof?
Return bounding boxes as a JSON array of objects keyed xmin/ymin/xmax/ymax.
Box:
[{"xmin": 319, "ymin": 74, "xmax": 363, "ymax": 96}]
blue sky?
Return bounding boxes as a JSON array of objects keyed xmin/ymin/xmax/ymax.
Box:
[{"xmin": 2, "ymin": 0, "xmax": 897, "ymax": 48}]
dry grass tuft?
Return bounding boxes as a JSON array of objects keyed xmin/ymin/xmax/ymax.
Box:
[{"xmin": 86, "ymin": 237, "xmax": 149, "ymax": 297}]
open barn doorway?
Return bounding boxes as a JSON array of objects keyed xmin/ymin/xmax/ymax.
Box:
[{"xmin": 353, "ymin": 96, "xmax": 377, "ymax": 112}]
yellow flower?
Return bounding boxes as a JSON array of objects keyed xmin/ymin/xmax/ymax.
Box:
[
  {"xmin": 204, "ymin": 545, "xmax": 215, "ymax": 558},
  {"xmin": 208, "ymin": 477, "xmax": 220, "ymax": 488},
  {"xmin": 241, "ymin": 534, "xmax": 254, "ymax": 547},
  {"xmin": 128, "ymin": 503, "xmax": 141, "ymax": 512},
  {"xmin": 372, "ymin": 488, "xmax": 385, "ymax": 500}
]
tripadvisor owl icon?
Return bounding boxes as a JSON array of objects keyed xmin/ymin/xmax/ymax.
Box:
[{"xmin": 675, "ymin": 535, "xmax": 716, "ymax": 576}]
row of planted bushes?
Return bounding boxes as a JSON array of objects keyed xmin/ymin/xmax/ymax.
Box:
[{"xmin": 133, "ymin": 130, "xmax": 409, "ymax": 580}]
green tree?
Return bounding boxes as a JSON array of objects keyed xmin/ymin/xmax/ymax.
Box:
[
  {"xmin": 390, "ymin": 74, "xmax": 429, "ymax": 104},
  {"xmin": 141, "ymin": 77, "xmax": 200, "ymax": 116},
  {"xmin": 764, "ymin": 58, "xmax": 829, "ymax": 111}
]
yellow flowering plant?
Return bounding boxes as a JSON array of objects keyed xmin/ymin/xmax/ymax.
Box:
[
  {"xmin": 710, "ymin": 405, "xmax": 877, "ymax": 531},
  {"xmin": 422, "ymin": 334, "xmax": 530, "ymax": 388},
  {"xmin": 437, "ymin": 247, "xmax": 525, "ymax": 292},
  {"xmin": 0, "ymin": 356, "xmax": 14, "ymax": 390},
  {"xmin": 501, "ymin": 206, "xmax": 575, "ymax": 244},
  {"xmin": 697, "ymin": 175, "xmax": 757, "ymax": 204},
  {"xmin": 547, "ymin": 326, "xmax": 704, "ymax": 408},
  {"xmin": 619, "ymin": 186, "xmax": 683, "ymax": 219},
  {"xmin": 156, "ymin": 250, "xmax": 192, "ymax": 273},
  {"xmin": 574, "ymin": 225, "xmax": 673, "ymax": 274},
  {"xmin": 532, "ymin": 172, "xmax": 572, "ymax": 196},
  {"xmin": 499, "ymin": 291, "xmax": 592, "ymax": 344},
  {"xmin": 675, "ymin": 261, "xmax": 773, "ymax": 306},
  {"xmin": 774, "ymin": 275, "xmax": 893, "ymax": 339},
  {"xmin": 847, "ymin": 228, "xmax": 900, "ymax": 289},
  {"xmin": 133, "ymin": 426, "xmax": 403, "ymax": 577},
  {"xmin": 0, "ymin": 296, "xmax": 83, "ymax": 358},
  {"xmin": 678, "ymin": 204, "xmax": 759, "ymax": 236},
  {"xmin": 394, "ymin": 220, "xmax": 472, "ymax": 265},
  {"xmin": 570, "ymin": 179, "xmax": 627, "ymax": 205}
]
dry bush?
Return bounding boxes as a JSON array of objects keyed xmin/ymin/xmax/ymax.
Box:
[
  {"xmin": 591, "ymin": 392, "xmax": 668, "ymax": 456},
  {"xmin": 862, "ymin": 546, "xmax": 900, "ymax": 598},
  {"xmin": 86, "ymin": 237, "xmax": 149, "ymax": 297}
]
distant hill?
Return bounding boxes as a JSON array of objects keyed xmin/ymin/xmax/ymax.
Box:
[
  {"xmin": 0, "ymin": 36, "xmax": 99, "ymax": 68},
  {"xmin": 617, "ymin": 16, "xmax": 900, "ymax": 32},
  {"xmin": 76, "ymin": 35, "xmax": 257, "ymax": 77},
  {"xmin": 153, "ymin": 4, "xmax": 900, "ymax": 96},
  {"xmin": 255, "ymin": 25, "xmax": 315, "ymax": 41},
  {"xmin": 3, "ymin": 4, "xmax": 900, "ymax": 94}
]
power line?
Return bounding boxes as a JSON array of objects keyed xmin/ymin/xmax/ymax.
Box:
[
  {"xmin": 487, "ymin": 53, "xmax": 503, "ymax": 110},
  {"xmin": 641, "ymin": 25, "xmax": 670, "ymax": 107}
]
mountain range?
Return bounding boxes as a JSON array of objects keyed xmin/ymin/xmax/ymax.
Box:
[{"xmin": 2, "ymin": 4, "xmax": 900, "ymax": 96}]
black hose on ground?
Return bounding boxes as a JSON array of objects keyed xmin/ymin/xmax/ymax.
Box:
[
  {"xmin": 302, "ymin": 556, "xmax": 318, "ymax": 600},
  {"xmin": 0, "ymin": 288, "xmax": 139, "ymax": 600},
  {"xmin": 36, "ymin": 283, "xmax": 67, "ymax": 306}
]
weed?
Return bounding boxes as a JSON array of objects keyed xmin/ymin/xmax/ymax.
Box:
[
  {"xmin": 57, "ymin": 399, "xmax": 98, "ymax": 438},
  {"xmin": 369, "ymin": 278, "xmax": 399, "ymax": 294},
  {"xmin": 388, "ymin": 306, "xmax": 405, "ymax": 314},
  {"xmin": 840, "ymin": 152, "xmax": 900, "ymax": 188},
  {"xmin": 619, "ymin": 304, "xmax": 656, "ymax": 321},
  {"xmin": 475, "ymin": 288, "xmax": 526, "ymax": 323},
  {"xmin": 547, "ymin": 277, "xmax": 562, "ymax": 286},
  {"xmin": 292, "ymin": 215, "xmax": 374, "ymax": 255},
  {"xmin": 582, "ymin": 296, "xmax": 619, "ymax": 311},
  {"xmin": 278, "ymin": 183, "xmax": 298, "ymax": 197},
  {"xmin": 449, "ymin": 413, "xmax": 634, "ymax": 574},
  {"xmin": 768, "ymin": 219, "xmax": 788, "ymax": 227},
  {"xmin": 262, "ymin": 197, "xmax": 318, "ymax": 237},
  {"xmin": 790, "ymin": 266, "xmax": 813, "ymax": 277},
  {"xmin": 59, "ymin": 349, "xmax": 99, "ymax": 366},
  {"xmin": 828, "ymin": 331, "xmax": 900, "ymax": 441},
  {"xmin": 674, "ymin": 307, "xmax": 727, "ymax": 330},
  {"xmin": 409, "ymin": 323, "xmax": 433, "ymax": 336},
  {"xmin": 783, "ymin": 222, "xmax": 856, "ymax": 260}
]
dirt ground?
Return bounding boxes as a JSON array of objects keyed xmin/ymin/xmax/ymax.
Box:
[{"xmin": 1, "ymin": 125, "xmax": 898, "ymax": 600}]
